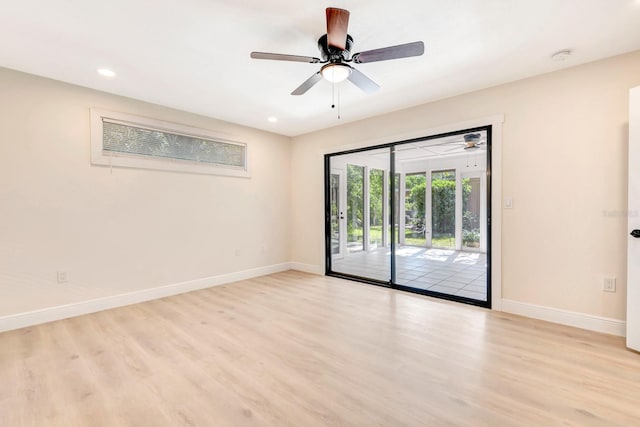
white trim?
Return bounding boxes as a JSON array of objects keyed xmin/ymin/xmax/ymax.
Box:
[
  {"xmin": 0, "ymin": 263, "xmax": 290, "ymax": 333},
  {"xmin": 501, "ymin": 299, "xmax": 626, "ymax": 337},
  {"xmin": 490, "ymin": 119, "xmax": 503, "ymax": 311},
  {"xmin": 90, "ymin": 108, "xmax": 251, "ymax": 178},
  {"xmin": 398, "ymin": 172, "xmax": 406, "ymax": 245},
  {"xmin": 363, "ymin": 165, "xmax": 371, "ymax": 251},
  {"xmin": 290, "ymin": 262, "xmax": 324, "ymax": 275}
]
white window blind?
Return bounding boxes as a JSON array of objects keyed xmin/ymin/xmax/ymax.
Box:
[
  {"xmin": 91, "ymin": 109, "xmax": 249, "ymax": 177},
  {"xmin": 102, "ymin": 121, "xmax": 246, "ymax": 167}
]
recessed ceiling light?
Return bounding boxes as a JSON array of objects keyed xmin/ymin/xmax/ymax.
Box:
[
  {"xmin": 267, "ymin": 117, "xmax": 278, "ymax": 123},
  {"xmin": 551, "ymin": 50, "xmax": 572, "ymax": 62},
  {"xmin": 97, "ymin": 68, "xmax": 116, "ymax": 78}
]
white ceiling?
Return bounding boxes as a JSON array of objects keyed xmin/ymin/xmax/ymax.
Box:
[{"xmin": 2, "ymin": 1, "xmax": 640, "ymax": 137}]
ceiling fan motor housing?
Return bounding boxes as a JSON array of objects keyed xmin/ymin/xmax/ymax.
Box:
[
  {"xmin": 463, "ymin": 133, "xmax": 482, "ymax": 149},
  {"xmin": 464, "ymin": 133, "xmax": 481, "ymax": 143},
  {"xmin": 318, "ymin": 34, "xmax": 354, "ymax": 62}
]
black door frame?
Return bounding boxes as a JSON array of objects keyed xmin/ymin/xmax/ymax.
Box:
[{"xmin": 324, "ymin": 125, "xmax": 492, "ymax": 309}]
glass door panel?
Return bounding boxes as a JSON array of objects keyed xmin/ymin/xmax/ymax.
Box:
[
  {"xmin": 328, "ymin": 150, "xmax": 390, "ymax": 283},
  {"xmin": 392, "ymin": 131, "xmax": 488, "ymax": 305}
]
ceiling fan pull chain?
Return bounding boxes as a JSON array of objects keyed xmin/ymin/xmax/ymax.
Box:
[{"xmin": 331, "ymin": 80, "xmax": 335, "ymax": 109}]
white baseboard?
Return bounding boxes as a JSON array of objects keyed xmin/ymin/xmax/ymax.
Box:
[
  {"xmin": 3, "ymin": 268, "xmax": 626, "ymax": 338},
  {"xmin": 501, "ymin": 299, "xmax": 626, "ymax": 337},
  {"xmin": 289, "ymin": 262, "xmax": 323, "ymax": 275},
  {"xmin": 0, "ymin": 263, "xmax": 292, "ymax": 333}
]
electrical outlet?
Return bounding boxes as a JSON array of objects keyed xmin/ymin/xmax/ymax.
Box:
[
  {"xmin": 234, "ymin": 249, "xmax": 241, "ymax": 257},
  {"xmin": 57, "ymin": 271, "xmax": 68, "ymax": 283},
  {"xmin": 603, "ymin": 277, "xmax": 616, "ymax": 292}
]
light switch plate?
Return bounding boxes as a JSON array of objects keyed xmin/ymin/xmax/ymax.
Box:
[
  {"xmin": 504, "ymin": 197, "xmax": 513, "ymax": 209},
  {"xmin": 603, "ymin": 277, "xmax": 616, "ymax": 292}
]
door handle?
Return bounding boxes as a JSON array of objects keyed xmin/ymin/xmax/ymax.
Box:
[{"xmin": 632, "ymin": 229, "xmax": 640, "ymax": 238}]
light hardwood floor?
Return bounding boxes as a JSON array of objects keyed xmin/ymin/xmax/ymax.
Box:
[{"xmin": 1, "ymin": 271, "xmax": 639, "ymax": 426}]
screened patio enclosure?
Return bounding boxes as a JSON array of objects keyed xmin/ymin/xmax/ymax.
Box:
[{"xmin": 325, "ymin": 127, "xmax": 491, "ymax": 307}]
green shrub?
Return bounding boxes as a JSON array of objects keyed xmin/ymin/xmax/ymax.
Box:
[{"xmin": 462, "ymin": 229, "xmax": 480, "ymax": 247}]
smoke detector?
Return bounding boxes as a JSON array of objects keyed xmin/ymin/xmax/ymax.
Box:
[{"xmin": 551, "ymin": 50, "xmax": 572, "ymax": 62}]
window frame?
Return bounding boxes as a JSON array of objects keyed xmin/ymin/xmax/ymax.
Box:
[{"xmin": 90, "ymin": 108, "xmax": 250, "ymax": 178}]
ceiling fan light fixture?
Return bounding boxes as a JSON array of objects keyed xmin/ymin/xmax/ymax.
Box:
[{"xmin": 321, "ymin": 63, "xmax": 352, "ymax": 83}]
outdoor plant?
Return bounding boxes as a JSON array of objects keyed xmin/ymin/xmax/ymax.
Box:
[
  {"xmin": 462, "ymin": 229, "xmax": 480, "ymax": 247},
  {"xmin": 463, "ymin": 211, "xmax": 479, "ymax": 230},
  {"xmin": 431, "ymin": 178, "xmax": 456, "ymax": 235}
]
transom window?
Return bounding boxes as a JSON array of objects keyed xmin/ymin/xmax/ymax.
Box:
[{"xmin": 91, "ymin": 109, "xmax": 249, "ymax": 177}]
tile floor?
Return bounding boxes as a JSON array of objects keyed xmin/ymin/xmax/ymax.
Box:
[{"xmin": 332, "ymin": 246, "xmax": 487, "ymax": 301}]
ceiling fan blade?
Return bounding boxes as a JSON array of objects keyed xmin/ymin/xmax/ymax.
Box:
[
  {"xmin": 326, "ymin": 7, "xmax": 350, "ymax": 50},
  {"xmin": 347, "ymin": 68, "xmax": 380, "ymax": 94},
  {"xmin": 250, "ymin": 52, "xmax": 321, "ymax": 63},
  {"xmin": 353, "ymin": 41, "xmax": 425, "ymax": 64},
  {"xmin": 291, "ymin": 72, "xmax": 323, "ymax": 95}
]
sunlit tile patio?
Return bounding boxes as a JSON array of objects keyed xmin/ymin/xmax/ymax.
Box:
[{"xmin": 332, "ymin": 246, "xmax": 487, "ymax": 301}]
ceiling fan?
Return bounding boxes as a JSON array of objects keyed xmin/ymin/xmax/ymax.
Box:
[
  {"xmin": 444, "ymin": 133, "xmax": 486, "ymax": 152},
  {"xmin": 250, "ymin": 7, "xmax": 425, "ymax": 95}
]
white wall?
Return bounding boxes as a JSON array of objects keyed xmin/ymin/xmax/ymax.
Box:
[
  {"xmin": 0, "ymin": 67, "xmax": 291, "ymax": 317},
  {"xmin": 291, "ymin": 50, "xmax": 640, "ymax": 322}
]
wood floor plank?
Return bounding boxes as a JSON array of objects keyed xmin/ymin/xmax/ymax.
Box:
[{"xmin": 1, "ymin": 270, "xmax": 639, "ymax": 426}]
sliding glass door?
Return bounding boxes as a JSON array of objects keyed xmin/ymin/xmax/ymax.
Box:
[{"xmin": 325, "ymin": 127, "xmax": 491, "ymax": 308}]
